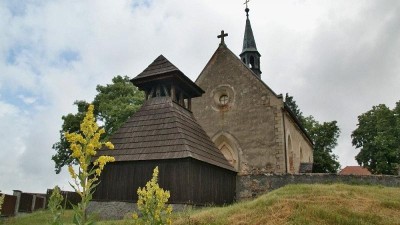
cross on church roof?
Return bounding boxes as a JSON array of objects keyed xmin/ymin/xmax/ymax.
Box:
[
  {"xmin": 244, "ymin": 0, "xmax": 250, "ymax": 16},
  {"xmin": 217, "ymin": 30, "xmax": 228, "ymax": 45},
  {"xmin": 244, "ymin": 0, "xmax": 250, "ymax": 8}
]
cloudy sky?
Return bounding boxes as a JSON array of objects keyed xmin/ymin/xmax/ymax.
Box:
[{"xmin": 0, "ymin": 0, "xmax": 399, "ymax": 194}]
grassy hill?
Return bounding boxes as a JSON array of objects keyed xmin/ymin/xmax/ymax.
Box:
[
  {"xmin": 3, "ymin": 184, "xmax": 400, "ymax": 225},
  {"xmin": 173, "ymin": 184, "xmax": 400, "ymax": 225}
]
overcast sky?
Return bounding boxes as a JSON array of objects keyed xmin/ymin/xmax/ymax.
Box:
[{"xmin": 1, "ymin": 0, "xmax": 399, "ymax": 194}]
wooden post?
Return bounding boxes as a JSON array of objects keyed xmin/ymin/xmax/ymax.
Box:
[
  {"xmin": 171, "ymin": 85, "xmax": 176, "ymax": 101},
  {"xmin": 179, "ymin": 92, "xmax": 184, "ymax": 106},
  {"xmin": 187, "ymin": 98, "xmax": 192, "ymax": 110}
]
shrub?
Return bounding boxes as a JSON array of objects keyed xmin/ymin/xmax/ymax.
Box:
[
  {"xmin": 132, "ymin": 166, "xmax": 172, "ymax": 225},
  {"xmin": 0, "ymin": 193, "xmax": 5, "ymax": 215},
  {"xmin": 48, "ymin": 186, "xmax": 64, "ymax": 225},
  {"xmin": 64, "ymin": 104, "xmax": 115, "ymax": 225}
]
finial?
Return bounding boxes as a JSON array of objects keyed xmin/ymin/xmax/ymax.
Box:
[
  {"xmin": 244, "ymin": 0, "xmax": 250, "ymax": 17},
  {"xmin": 217, "ymin": 30, "xmax": 228, "ymax": 46}
]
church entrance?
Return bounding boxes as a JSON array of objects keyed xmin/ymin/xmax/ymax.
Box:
[{"xmin": 213, "ymin": 132, "xmax": 241, "ymax": 172}]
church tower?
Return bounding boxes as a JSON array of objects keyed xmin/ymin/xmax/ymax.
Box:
[{"xmin": 239, "ymin": 4, "xmax": 262, "ymax": 77}]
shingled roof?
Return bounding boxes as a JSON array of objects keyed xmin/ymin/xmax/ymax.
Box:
[
  {"xmin": 97, "ymin": 96, "xmax": 235, "ymax": 171},
  {"xmin": 131, "ymin": 55, "xmax": 204, "ymax": 98}
]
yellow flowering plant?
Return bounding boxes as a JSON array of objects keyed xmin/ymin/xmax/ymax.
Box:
[
  {"xmin": 132, "ymin": 166, "xmax": 173, "ymax": 225},
  {"xmin": 0, "ymin": 193, "xmax": 5, "ymax": 215},
  {"xmin": 65, "ymin": 104, "xmax": 115, "ymax": 225},
  {"xmin": 48, "ymin": 185, "xmax": 64, "ymax": 225}
]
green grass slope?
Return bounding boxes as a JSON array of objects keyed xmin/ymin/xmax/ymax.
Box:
[
  {"xmin": 3, "ymin": 184, "xmax": 400, "ymax": 225},
  {"xmin": 174, "ymin": 184, "xmax": 400, "ymax": 225}
]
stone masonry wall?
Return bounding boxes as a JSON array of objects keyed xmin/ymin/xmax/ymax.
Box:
[
  {"xmin": 193, "ymin": 45, "xmax": 287, "ymax": 175},
  {"xmin": 237, "ymin": 174, "xmax": 400, "ymax": 200}
]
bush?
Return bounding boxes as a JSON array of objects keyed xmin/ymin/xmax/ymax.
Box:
[{"xmin": 132, "ymin": 166, "xmax": 172, "ymax": 225}]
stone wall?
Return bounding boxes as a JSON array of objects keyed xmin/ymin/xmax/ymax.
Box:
[
  {"xmin": 283, "ymin": 110, "xmax": 313, "ymax": 173},
  {"xmin": 87, "ymin": 201, "xmax": 188, "ymax": 220},
  {"xmin": 237, "ymin": 173, "xmax": 400, "ymax": 200},
  {"xmin": 192, "ymin": 45, "xmax": 287, "ymax": 175}
]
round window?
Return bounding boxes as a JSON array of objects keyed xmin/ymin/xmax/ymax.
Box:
[{"xmin": 219, "ymin": 95, "xmax": 229, "ymax": 105}]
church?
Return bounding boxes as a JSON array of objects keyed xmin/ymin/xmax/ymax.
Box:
[
  {"xmin": 91, "ymin": 5, "xmax": 313, "ymax": 214},
  {"xmin": 192, "ymin": 6, "xmax": 313, "ymax": 177}
]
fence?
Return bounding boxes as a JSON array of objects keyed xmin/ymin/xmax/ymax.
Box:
[
  {"xmin": 0, "ymin": 191, "xmax": 46, "ymax": 217},
  {"xmin": 1, "ymin": 194, "xmax": 17, "ymax": 217}
]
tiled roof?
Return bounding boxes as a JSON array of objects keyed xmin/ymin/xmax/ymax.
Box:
[
  {"xmin": 96, "ymin": 96, "xmax": 235, "ymax": 171},
  {"xmin": 339, "ymin": 166, "xmax": 371, "ymax": 175}
]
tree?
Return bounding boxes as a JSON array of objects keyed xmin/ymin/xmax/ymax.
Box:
[
  {"xmin": 52, "ymin": 76, "xmax": 144, "ymax": 173},
  {"xmin": 285, "ymin": 93, "xmax": 341, "ymax": 173},
  {"xmin": 351, "ymin": 102, "xmax": 400, "ymax": 175}
]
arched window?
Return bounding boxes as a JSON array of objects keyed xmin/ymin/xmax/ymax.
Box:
[{"xmin": 250, "ymin": 56, "xmax": 255, "ymax": 68}]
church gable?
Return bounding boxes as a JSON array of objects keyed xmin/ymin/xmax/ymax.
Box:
[{"xmin": 192, "ymin": 44, "xmax": 287, "ymax": 174}]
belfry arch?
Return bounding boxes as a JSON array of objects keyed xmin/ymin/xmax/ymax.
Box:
[{"xmin": 212, "ymin": 132, "xmax": 241, "ymax": 172}]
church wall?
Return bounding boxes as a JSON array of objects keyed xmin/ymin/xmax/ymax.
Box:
[
  {"xmin": 283, "ymin": 111, "xmax": 313, "ymax": 173},
  {"xmin": 193, "ymin": 46, "xmax": 287, "ymax": 176}
]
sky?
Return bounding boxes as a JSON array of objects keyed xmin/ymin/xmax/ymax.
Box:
[{"xmin": 0, "ymin": 0, "xmax": 399, "ymax": 194}]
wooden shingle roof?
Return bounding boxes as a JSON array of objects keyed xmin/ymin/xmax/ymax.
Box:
[
  {"xmin": 131, "ymin": 55, "xmax": 204, "ymax": 98},
  {"xmin": 97, "ymin": 96, "xmax": 235, "ymax": 171}
]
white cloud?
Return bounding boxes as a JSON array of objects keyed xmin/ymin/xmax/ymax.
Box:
[{"xmin": 0, "ymin": 0, "xmax": 399, "ymax": 193}]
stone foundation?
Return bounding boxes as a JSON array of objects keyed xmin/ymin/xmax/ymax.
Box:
[{"xmin": 87, "ymin": 201, "xmax": 188, "ymax": 220}]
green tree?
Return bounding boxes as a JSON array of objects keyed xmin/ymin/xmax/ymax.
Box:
[
  {"xmin": 285, "ymin": 93, "xmax": 341, "ymax": 173},
  {"xmin": 351, "ymin": 102, "xmax": 400, "ymax": 175},
  {"xmin": 52, "ymin": 76, "xmax": 144, "ymax": 173}
]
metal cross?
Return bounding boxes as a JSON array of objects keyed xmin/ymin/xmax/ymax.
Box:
[
  {"xmin": 244, "ymin": 0, "xmax": 250, "ymax": 8},
  {"xmin": 217, "ymin": 30, "xmax": 228, "ymax": 45}
]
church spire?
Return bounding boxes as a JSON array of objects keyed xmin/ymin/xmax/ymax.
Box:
[{"xmin": 240, "ymin": 1, "xmax": 262, "ymax": 77}]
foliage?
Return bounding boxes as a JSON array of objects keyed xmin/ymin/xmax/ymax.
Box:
[
  {"xmin": 132, "ymin": 167, "xmax": 173, "ymax": 225},
  {"xmin": 65, "ymin": 104, "xmax": 115, "ymax": 225},
  {"xmin": 52, "ymin": 75, "xmax": 144, "ymax": 173},
  {"xmin": 351, "ymin": 102, "xmax": 400, "ymax": 175},
  {"xmin": 285, "ymin": 93, "xmax": 341, "ymax": 173},
  {"xmin": 0, "ymin": 193, "xmax": 4, "ymax": 215},
  {"xmin": 302, "ymin": 116, "xmax": 341, "ymax": 173},
  {"xmin": 48, "ymin": 186, "xmax": 64, "ymax": 225}
]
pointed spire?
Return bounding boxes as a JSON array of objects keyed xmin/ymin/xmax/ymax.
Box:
[
  {"xmin": 240, "ymin": 2, "xmax": 262, "ymax": 77},
  {"xmin": 241, "ymin": 8, "xmax": 258, "ymax": 53}
]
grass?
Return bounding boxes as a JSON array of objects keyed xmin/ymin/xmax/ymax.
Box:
[{"xmin": 2, "ymin": 184, "xmax": 400, "ymax": 225}]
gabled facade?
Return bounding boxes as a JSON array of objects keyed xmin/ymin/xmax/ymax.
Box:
[{"xmin": 191, "ymin": 6, "xmax": 313, "ymax": 179}]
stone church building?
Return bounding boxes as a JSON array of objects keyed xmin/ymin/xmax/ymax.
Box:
[
  {"xmin": 192, "ymin": 7, "xmax": 313, "ymax": 176},
  {"xmin": 91, "ymin": 6, "xmax": 313, "ymax": 216}
]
